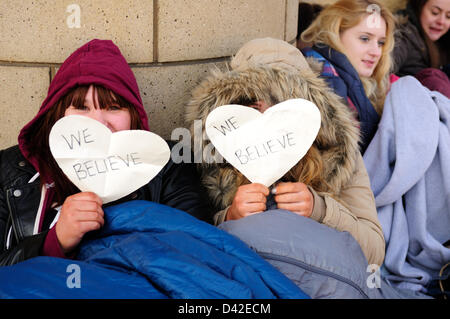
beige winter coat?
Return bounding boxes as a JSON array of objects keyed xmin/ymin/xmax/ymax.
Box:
[{"xmin": 185, "ymin": 61, "xmax": 385, "ymax": 266}]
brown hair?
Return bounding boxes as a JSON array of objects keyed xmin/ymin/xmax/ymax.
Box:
[
  {"xmin": 26, "ymin": 85, "xmax": 143, "ymax": 206},
  {"xmin": 410, "ymin": 0, "xmax": 428, "ymax": 17},
  {"xmin": 301, "ymin": 0, "xmax": 396, "ymax": 114}
]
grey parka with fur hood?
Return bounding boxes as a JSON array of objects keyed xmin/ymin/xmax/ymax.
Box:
[{"xmin": 185, "ymin": 57, "xmax": 385, "ymax": 266}]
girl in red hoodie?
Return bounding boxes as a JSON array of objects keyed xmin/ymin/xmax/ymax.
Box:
[{"xmin": 0, "ymin": 39, "xmax": 210, "ymax": 265}]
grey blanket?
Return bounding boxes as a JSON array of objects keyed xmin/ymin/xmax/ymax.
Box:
[{"xmin": 363, "ymin": 76, "xmax": 450, "ymax": 293}]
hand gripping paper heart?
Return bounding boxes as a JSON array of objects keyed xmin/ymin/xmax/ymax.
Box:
[
  {"xmin": 49, "ymin": 115, "xmax": 170, "ymax": 204},
  {"xmin": 205, "ymin": 99, "xmax": 321, "ymax": 187}
]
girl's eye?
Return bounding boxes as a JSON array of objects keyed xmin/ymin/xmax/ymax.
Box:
[
  {"xmin": 108, "ymin": 104, "xmax": 122, "ymax": 111},
  {"xmin": 360, "ymin": 36, "xmax": 370, "ymax": 42},
  {"xmin": 72, "ymin": 105, "xmax": 89, "ymax": 111},
  {"xmin": 378, "ymin": 41, "xmax": 385, "ymax": 47}
]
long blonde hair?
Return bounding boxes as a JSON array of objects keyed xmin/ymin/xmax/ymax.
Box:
[{"xmin": 301, "ymin": 0, "xmax": 395, "ymax": 114}]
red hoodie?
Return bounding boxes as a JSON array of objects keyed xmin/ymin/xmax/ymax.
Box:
[{"xmin": 17, "ymin": 39, "xmax": 149, "ymax": 258}]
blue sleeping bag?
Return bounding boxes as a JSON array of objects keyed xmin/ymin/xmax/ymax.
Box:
[{"xmin": 0, "ymin": 200, "xmax": 308, "ymax": 299}]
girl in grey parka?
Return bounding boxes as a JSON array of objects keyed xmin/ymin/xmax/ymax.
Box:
[{"xmin": 185, "ymin": 38, "xmax": 385, "ymax": 266}]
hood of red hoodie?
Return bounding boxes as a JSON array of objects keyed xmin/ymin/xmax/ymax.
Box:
[{"xmin": 18, "ymin": 39, "xmax": 149, "ymax": 173}]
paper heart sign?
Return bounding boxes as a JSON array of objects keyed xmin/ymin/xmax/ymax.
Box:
[
  {"xmin": 49, "ymin": 115, "xmax": 170, "ymax": 204},
  {"xmin": 205, "ymin": 99, "xmax": 321, "ymax": 187}
]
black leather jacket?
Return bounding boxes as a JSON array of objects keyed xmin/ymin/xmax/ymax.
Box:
[{"xmin": 0, "ymin": 144, "xmax": 212, "ymax": 266}]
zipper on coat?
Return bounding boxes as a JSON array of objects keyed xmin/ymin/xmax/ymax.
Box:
[
  {"xmin": 3, "ymin": 214, "xmax": 14, "ymax": 251},
  {"xmin": 259, "ymin": 251, "xmax": 370, "ymax": 298},
  {"xmin": 5, "ymin": 188, "xmax": 23, "ymax": 243}
]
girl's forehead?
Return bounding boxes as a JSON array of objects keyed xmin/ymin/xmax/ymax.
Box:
[
  {"xmin": 426, "ymin": 0, "xmax": 450, "ymax": 12},
  {"xmin": 349, "ymin": 15, "xmax": 387, "ymax": 38},
  {"xmin": 84, "ymin": 85, "xmax": 95, "ymax": 101},
  {"xmin": 82, "ymin": 85, "xmax": 117, "ymax": 104}
]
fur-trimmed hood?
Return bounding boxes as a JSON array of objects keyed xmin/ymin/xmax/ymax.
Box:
[{"xmin": 185, "ymin": 64, "xmax": 360, "ymax": 211}]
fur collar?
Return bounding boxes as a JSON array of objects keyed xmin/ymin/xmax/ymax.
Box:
[{"xmin": 185, "ymin": 64, "xmax": 360, "ymax": 210}]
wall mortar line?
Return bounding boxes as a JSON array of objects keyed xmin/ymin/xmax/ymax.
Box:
[
  {"xmin": 283, "ymin": 0, "xmax": 288, "ymax": 40},
  {"xmin": 0, "ymin": 57, "xmax": 231, "ymax": 68},
  {"xmin": 153, "ymin": 0, "xmax": 159, "ymax": 62}
]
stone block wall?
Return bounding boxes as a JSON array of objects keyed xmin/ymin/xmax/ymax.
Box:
[
  {"xmin": 301, "ymin": 0, "xmax": 408, "ymax": 12},
  {"xmin": 0, "ymin": 0, "xmax": 298, "ymax": 149}
]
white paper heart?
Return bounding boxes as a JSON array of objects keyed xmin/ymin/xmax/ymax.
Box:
[
  {"xmin": 49, "ymin": 115, "xmax": 170, "ymax": 203},
  {"xmin": 205, "ymin": 98, "xmax": 321, "ymax": 187}
]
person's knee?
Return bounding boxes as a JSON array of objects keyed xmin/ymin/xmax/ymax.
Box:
[
  {"xmin": 219, "ymin": 210, "xmax": 379, "ymax": 298},
  {"xmin": 415, "ymin": 68, "xmax": 450, "ymax": 98},
  {"xmin": 219, "ymin": 209, "xmax": 368, "ymax": 268}
]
